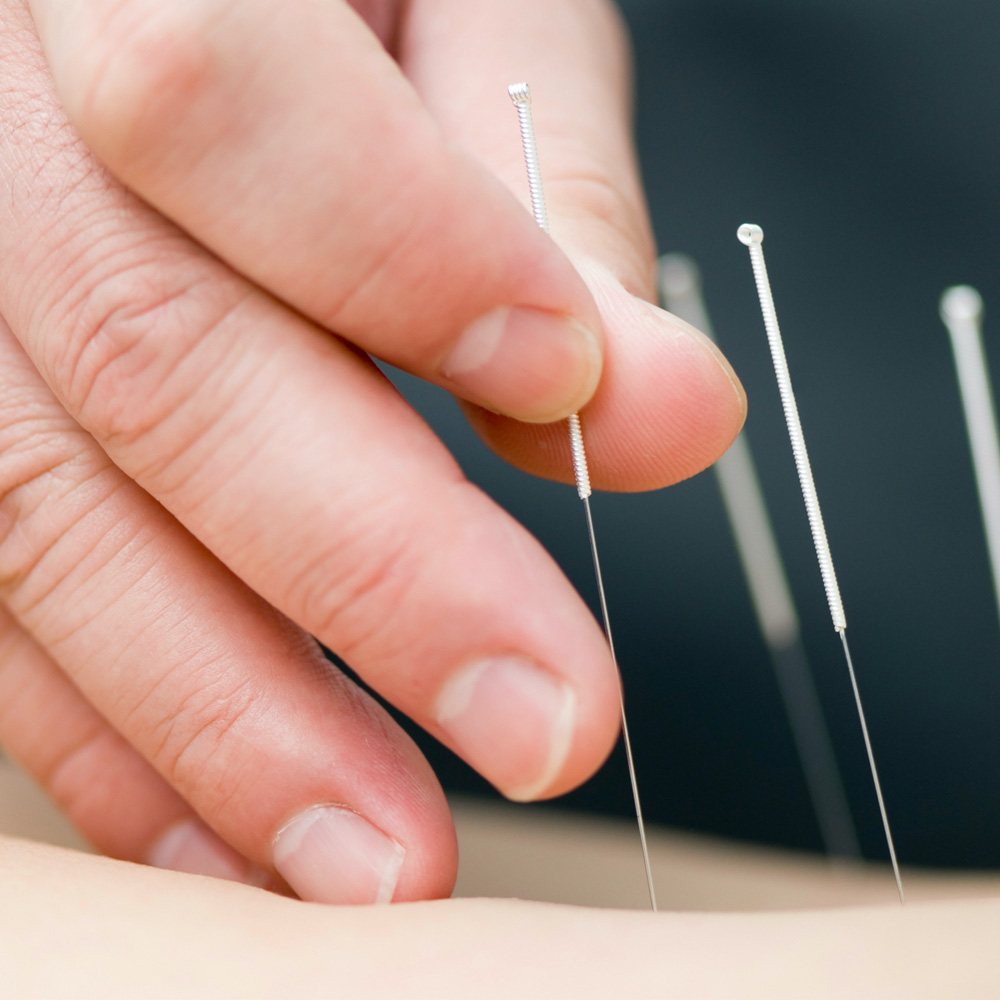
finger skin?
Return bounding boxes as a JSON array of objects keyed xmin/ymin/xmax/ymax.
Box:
[
  {"xmin": 466, "ymin": 263, "xmax": 747, "ymax": 492},
  {"xmin": 401, "ymin": 0, "xmax": 653, "ymax": 296},
  {"xmin": 0, "ymin": 603, "xmax": 190, "ymax": 860},
  {"xmin": 3, "ymin": 0, "xmax": 738, "ymax": 908},
  {"xmin": 0, "ymin": 309, "xmax": 457, "ymax": 900},
  {"xmin": 0, "ymin": 8, "xmax": 622, "ymax": 817},
  {"xmin": 29, "ymin": 0, "xmax": 606, "ymax": 425},
  {"xmin": 28, "ymin": 0, "xmax": 743, "ymax": 490},
  {"xmin": 0, "ymin": 603, "xmax": 274, "ymax": 887},
  {"xmin": 401, "ymin": 0, "xmax": 747, "ymax": 487}
]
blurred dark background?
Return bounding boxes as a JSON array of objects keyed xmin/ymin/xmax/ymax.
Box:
[{"xmin": 369, "ymin": 0, "xmax": 1000, "ymax": 869}]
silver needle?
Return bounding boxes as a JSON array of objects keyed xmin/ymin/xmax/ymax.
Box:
[
  {"xmin": 659, "ymin": 253, "xmax": 860, "ymax": 860},
  {"xmin": 940, "ymin": 287, "xmax": 1000, "ymax": 640},
  {"xmin": 737, "ymin": 223, "xmax": 904, "ymax": 903},
  {"xmin": 509, "ymin": 82, "xmax": 657, "ymax": 911}
]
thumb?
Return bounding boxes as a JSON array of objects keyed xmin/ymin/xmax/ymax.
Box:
[{"xmin": 402, "ymin": 0, "xmax": 747, "ymax": 490}]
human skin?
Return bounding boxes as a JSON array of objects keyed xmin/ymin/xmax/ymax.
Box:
[
  {"xmin": 3, "ymin": 833, "xmax": 998, "ymax": 1000},
  {"xmin": 0, "ymin": 0, "xmax": 744, "ymax": 905}
]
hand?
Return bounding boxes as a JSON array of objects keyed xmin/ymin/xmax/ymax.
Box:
[{"xmin": 0, "ymin": 0, "xmax": 745, "ymax": 904}]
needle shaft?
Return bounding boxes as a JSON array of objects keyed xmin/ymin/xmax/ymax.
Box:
[
  {"xmin": 738, "ymin": 223, "xmax": 904, "ymax": 903},
  {"xmin": 941, "ymin": 287, "xmax": 1000, "ymax": 640},
  {"xmin": 840, "ymin": 631, "xmax": 904, "ymax": 902},
  {"xmin": 583, "ymin": 496, "xmax": 657, "ymax": 910},
  {"xmin": 659, "ymin": 253, "xmax": 860, "ymax": 860},
  {"xmin": 510, "ymin": 82, "xmax": 657, "ymax": 910}
]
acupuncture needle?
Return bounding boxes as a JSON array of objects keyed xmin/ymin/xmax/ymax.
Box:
[
  {"xmin": 737, "ymin": 223, "xmax": 904, "ymax": 903},
  {"xmin": 658, "ymin": 253, "xmax": 860, "ymax": 860},
  {"xmin": 940, "ymin": 287, "xmax": 1000, "ymax": 640},
  {"xmin": 508, "ymin": 81, "xmax": 657, "ymax": 911}
]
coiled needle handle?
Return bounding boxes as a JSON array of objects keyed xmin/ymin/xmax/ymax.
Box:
[
  {"xmin": 738, "ymin": 223, "xmax": 904, "ymax": 904},
  {"xmin": 510, "ymin": 82, "xmax": 656, "ymax": 911},
  {"xmin": 659, "ymin": 253, "xmax": 860, "ymax": 861}
]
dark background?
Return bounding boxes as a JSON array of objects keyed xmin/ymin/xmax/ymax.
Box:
[{"xmin": 374, "ymin": 0, "xmax": 1000, "ymax": 869}]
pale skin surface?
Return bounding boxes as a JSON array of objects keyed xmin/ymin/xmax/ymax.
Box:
[
  {"xmin": 3, "ymin": 766, "xmax": 999, "ymax": 998},
  {"xmin": 2, "ymin": 832, "xmax": 999, "ymax": 1000}
]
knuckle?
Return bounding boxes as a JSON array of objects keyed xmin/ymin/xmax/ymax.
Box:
[
  {"xmin": 0, "ymin": 402, "xmax": 98, "ymax": 595},
  {"xmin": 553, "ymin": 170, "xmax": 630, "ymax": 231},
  {"xmin": 68, "ymin": 3, "xmax": 222, "ymax": 165},
  {"xmin": 0, "ymin": 350, "xmax": 162, "ymax": 627},
  {"xmin": 54, "ymin": 260, "xmax": 193, "ymax": 441},
  {"xmin": 282, "ymin": 501, "xmax": 424, "ymax": 667},
  {"xmin": 41, "ymin": 720, "xmax": 177, "ymax": 860},
  {"xmin": 49, "ymin": 251, "xmax": 245, "ymax": 463},
  {"xmin": 553, "ymin": 167, "xmax": 653, "ymax": 250},
  {"xmin": 140, "ymin": 666, "xmax": 257, "ymax": 803},
  {"xmin": 549, "ymin": 169, "xmax": 656, "ymax": 293},
  {"xmin": 44, "ymin": 722, "xmax": 126, "ymax": 813}
]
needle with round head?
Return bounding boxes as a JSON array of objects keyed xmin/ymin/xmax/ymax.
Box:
[
  {"xmin": 509, "ymin": 82, "xmax": 657, "ymax": 911},
  {"xmin": 659, "ymin": 253, "xmax": 860, "ymax": 861},
  {"xmin": 737, "ymin": 223, "xmax": 904, "ymax": 903},
  {"xmin": 940, "ymin": 286, "xmax": 1000, "ymax": 640}
]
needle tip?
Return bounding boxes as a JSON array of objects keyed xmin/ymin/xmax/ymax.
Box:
[
  {"xmin": 508, "ymin": 82, "xmax": 531, "ymax": 106},
  {"xmin": 940, "ymin": 285, "xmax": 983, "ymax": 325},
  {"xmin": 737, "ymin": 223, "xmax": 764, "ymax": 246}
]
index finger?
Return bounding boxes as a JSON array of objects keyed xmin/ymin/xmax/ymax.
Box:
[{"xmin": 29, "ymin": 0, "xmax": 605, "ymax": 426}]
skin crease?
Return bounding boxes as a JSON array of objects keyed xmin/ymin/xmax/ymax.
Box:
[{"xmin": 0, "ymin": 0, "xmax": 743, "ymax": 909}]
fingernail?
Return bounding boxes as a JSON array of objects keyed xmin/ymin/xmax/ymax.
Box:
[
  {"xmin": 440, "ymin": 307, "xmax": 602, "ymax": 423},
  {"xmin": 272, "ymin": 805, "xmax": 405, "ymax": 905},
  {"xmin": 148, "ymin": 817, "xmax": 267, "ymax": 887},
  {"xmin": 434, "ymin": 656, "xmax": 576, "ymax": 801}
]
